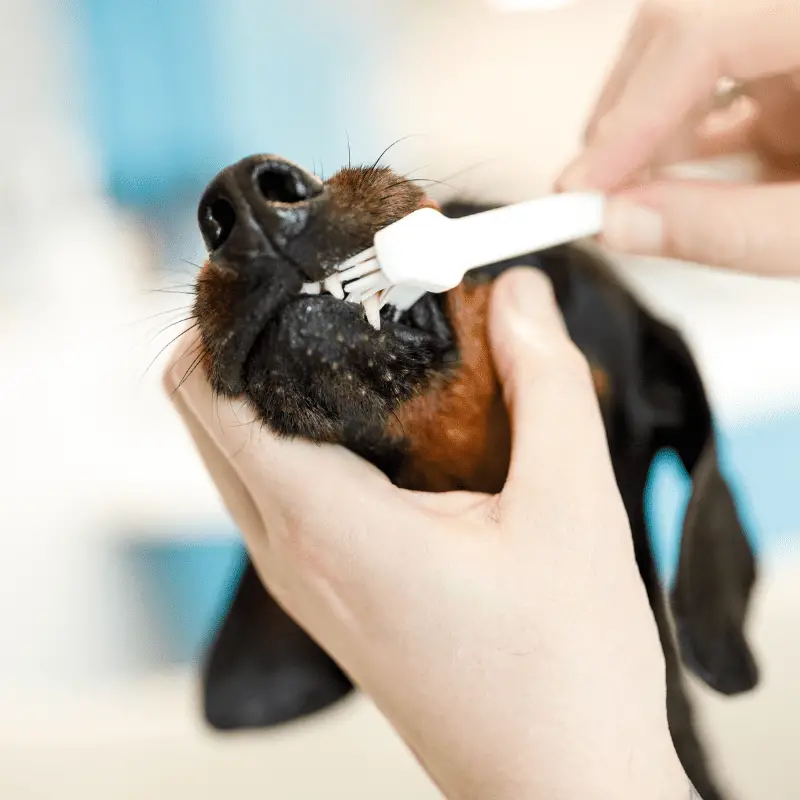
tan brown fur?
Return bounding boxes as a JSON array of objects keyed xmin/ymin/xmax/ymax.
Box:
[
  {"xmin": 325, "ymin": 167, "xmax": 429, "ymax": 231},
  {"xmin": 387, "ymin": 282, "xmax": 612, "ymax": 494},
  {"xmin": 387, "ymin": 281, "xmax": 510, "ymax": 494}
]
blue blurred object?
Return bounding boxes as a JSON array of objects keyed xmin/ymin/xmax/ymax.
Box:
[
  {"xmin": 71, "ymin": 0, "xmax": 376, "ymax": 209},
  {"xmin": 72, "ymin": 0, "xmax": 223, "ymax": 206},
  {"xmin": 128, "ymin": 534, "xmax": 244, "ymax": 664},
  {"xmin": 647, "ymin": 410, "xmax": 800, "ymax": 585}
]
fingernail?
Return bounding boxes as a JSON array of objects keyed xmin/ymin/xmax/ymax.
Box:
[
  {"xmin": 556, "ymin": 159, "xmax": 588, "ymax": 191},
  {"xmin": 603, "ymin": 198, "xmax": 664, "ymax": 255},
  {"xmin": 501, "ymin": 268, "xmax": 553, "ymax": 312},
  {"xmin": 494, "ymin": 268, "xmax": 567, "ymax": 339}
]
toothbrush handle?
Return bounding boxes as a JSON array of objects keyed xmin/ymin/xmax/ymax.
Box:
[{"xmin": 452, "ymin": 193, "xmax": 606, "ymax": 269}]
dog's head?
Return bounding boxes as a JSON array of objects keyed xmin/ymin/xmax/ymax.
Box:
[{"xmin": 193, "ymin": 154, "xmax": 452, "ymax": 447}]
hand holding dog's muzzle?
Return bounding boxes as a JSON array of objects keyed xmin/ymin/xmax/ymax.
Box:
[{"xmin": 164, "ymin": 269, "xmax": 690, "ymax": 800}]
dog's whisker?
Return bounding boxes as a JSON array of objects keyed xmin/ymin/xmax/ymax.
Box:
[{"xmin": 141, "ymin": 324, "xmax": 200, "ymax": 381}]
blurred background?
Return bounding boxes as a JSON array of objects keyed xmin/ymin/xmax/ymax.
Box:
[{"xmin": 0, "ymin": 0, "xmax": 798, "ymax": 797}]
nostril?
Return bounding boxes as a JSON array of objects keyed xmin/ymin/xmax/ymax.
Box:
[
  {"xmin": 256, "ymin": 162, "xmax": 321, "ymax": 205},
  {"xmin": 200, "ymin": 196, "xmax": 237, "ymax": 252}
]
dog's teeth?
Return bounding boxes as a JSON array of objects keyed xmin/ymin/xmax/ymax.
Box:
[
  {"xmin": 378, "ymin": 287, "xmax": 393, "ymax": 309},
  {"xmin": 338, "ymin": 246, "xmax": 377, "ymax": 270},
  {"xmin": 337, "ymin": 258, "xmax": 381, "ymax": 283},
  {"xmin": 323, "ymin": 275, "xmax": 345, "ymax": 300},
  {"xmin": 346, "ymin": 291, "xmax": 363, "ymax": 304},
  {"xmin": 301, "ymin": 282, "xmax": 321, "ymax": 295},
  {"xmin": 363, "ymin": 293, "xmax": 381, "ymax": 330}
]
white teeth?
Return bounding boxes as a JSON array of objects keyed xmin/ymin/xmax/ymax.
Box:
[
  {"xmin": 301, "ymin": 249, "xmax": 389, "ymax": 332},
  {"xmin": 379, "ymin": 286, "xmax": 394, "ymax": 309},
  {"xmin": 323, "ymin": 274, "xmax": 345, "ymax": 300},
  {"xmin": 363, "ymin": 292, "xmax": 381, "ymax": 330}
]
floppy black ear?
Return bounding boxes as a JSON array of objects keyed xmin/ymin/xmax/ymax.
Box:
[
  {"xmin": 202, "ymin": 557, "xmax": 353, "ymax": 731},
  {"xmin": 671, "ymin": 439, "xmax": 759, "ymax": 694},
  {"xmin": 640, "ymin": 311, "xmax": 759, "ymax": 695}
]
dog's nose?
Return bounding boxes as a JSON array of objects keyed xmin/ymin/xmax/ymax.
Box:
[{"xmin": 197, "ymin": 155, "xmax": 324, "ymax": 262}]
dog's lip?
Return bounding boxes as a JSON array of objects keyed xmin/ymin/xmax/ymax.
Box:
[{"xmin": 212, "ymin": 286, "xmax": 397, "ymax": 383}]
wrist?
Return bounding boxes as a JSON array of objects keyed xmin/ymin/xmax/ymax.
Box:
[
  {"xmin": 438, "ymin": 736, "xmax": 692, "ymax": 800},
  {"xmin": 616, "ymin": 743, "xmax": 693, "ymax": 800}
]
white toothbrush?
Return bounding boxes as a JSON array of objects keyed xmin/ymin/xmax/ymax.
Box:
[{"xmin": 301, "ymin": 192, "xmax": 606, "ymax": 330}]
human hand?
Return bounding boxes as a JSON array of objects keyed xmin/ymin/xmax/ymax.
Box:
[
  {"xmin": 164, "ymin": 269, "xmax": 689, "ymax": 800},
  {"xmin": 558, "ymin": 0, "xmax": 800, "ymax": 276}
]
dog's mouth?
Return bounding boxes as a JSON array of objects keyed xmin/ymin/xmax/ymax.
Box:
[
  {"xmin": 192, "ymin": 154, "xmax": 441, "ymax": 397},
  {"xmin": 297, "ymin": 196, "xmax": 440, "ymax": 331}
]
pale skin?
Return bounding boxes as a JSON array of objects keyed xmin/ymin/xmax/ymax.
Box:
[
  {"xmin": 165, "ymin": 270, "xmax": 690, "ymax": 800},
  {"xmin": 160, "ymin": 1, "xmax": 800, "ymax": 794},
  {"xmin": 559, "ymin": 0, "xmax": 800, "ymax": 278}
]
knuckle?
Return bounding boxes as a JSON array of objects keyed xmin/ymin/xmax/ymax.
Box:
[{"xmin": 642, "ymin": 0, "xmax": 690, "ymax": 30}]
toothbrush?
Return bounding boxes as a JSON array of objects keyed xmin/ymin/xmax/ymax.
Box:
[{"xmin": 300, "ymin": 192, "xmax": 606, "ymax": 330}]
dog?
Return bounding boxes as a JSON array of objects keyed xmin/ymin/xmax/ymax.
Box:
[{"xmin": 188, "ymin": 153, "xmax": 760, "ymax": 800}]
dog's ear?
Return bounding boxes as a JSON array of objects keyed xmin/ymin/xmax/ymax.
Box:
[
  {"xmin": 671, "ymin": 438, "xmax": 759, "ymax": 694},
  {"xmin": 640, "ymin": 311, "xmax": 759, "ymax": 695},
  {"xmin": 202, "ymin": 557, "xmax": 353, "ymax": 730}
]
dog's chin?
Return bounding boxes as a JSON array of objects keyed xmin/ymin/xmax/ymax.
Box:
[{"xmin": 232, "ymin": 293, "xmax": 443, "ymax": 443}]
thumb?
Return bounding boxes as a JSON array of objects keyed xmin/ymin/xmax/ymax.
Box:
[
  {"xmin": 603, "ymin": 181, "xmax": 800, "ymax": 276},
  {"xmin": 488, "ymin": 269, "xmax": 618, "ymax": 522}
]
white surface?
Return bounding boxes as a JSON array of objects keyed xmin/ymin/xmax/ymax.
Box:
[
  {"xmin": 0, "ymin": 679, "xmax": 441, "ymax": 800},
  {"xmin": 685, "ymin": 561, "xmax": 800, "ymax": 800},
  {"xmin": 1, "ymin": 561, "xmax": 798, "ymax": 800},
  {"xmin": 490, "ymin": 0, "xmax": 576, "ymax": 11}
]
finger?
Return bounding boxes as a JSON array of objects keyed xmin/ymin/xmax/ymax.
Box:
[
  {"xmin": 603, "ymin": 180, "xmax": 800, "ymax": 276},
  {"xmin": 487, "ymin": 269, "xmax": 619, "ymax": 523},
  {"xmin": 652, "ymin": 77, "xmax": 798, "ymax": 169},
  {"xmin": 583, "ymin": 11, "xmax": 655, "ymax": 143},
  {"xmin": 650, "ymin": 102, "xmax": 759, "ymax": 169},
  {"xmin": 169, "ymin": 386, "xmax": 266, "ymax": 544},
  {"xmin": 559, "ymin": 28, "xmax": 717, "ymax": 192}
]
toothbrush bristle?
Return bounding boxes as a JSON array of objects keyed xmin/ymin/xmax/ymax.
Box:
[
  {"xmin": 342, "ymin": 270, "xmax": 390, "ymax": 298},
  {"xmin": 338, "ymin": 246, "xmax": 377, "ymax": 270},
  {"xmin": 299, "ymin": 246, "xmax": 395, "ymax": 331},
  {"xmin": 336, "ymin": 257, "xmax": 381, "ymax": 283}
]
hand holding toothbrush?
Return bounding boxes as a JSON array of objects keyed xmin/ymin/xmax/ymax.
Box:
[{"xmin": 559, "ymin": 0, "xmax": 800, "ymax": 278}]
